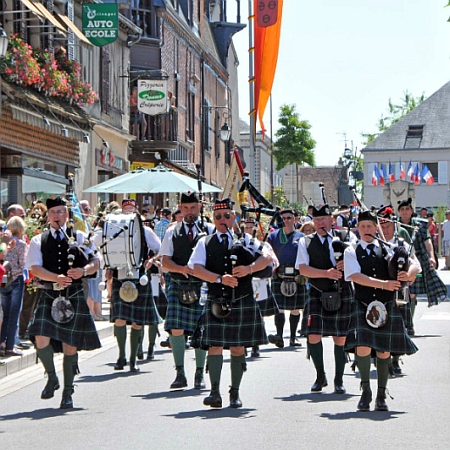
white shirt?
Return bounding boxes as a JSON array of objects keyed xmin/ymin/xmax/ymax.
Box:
[
  {"xmin": 295, "ymin": 232, "xmax": 336, "ymax": 269},
  {"xmin": 160, "ymin": 220, "xmax": 215, "ymax": 257},
  {"xmin": 144, "ymin": 225, "xmax": 161, "ymax": 254},
  {"xmin": 26, "ymin": 226, "xmax": 100, "ymax": 269},
  {"xmin": 188, "ymin": 231, "xmax": 269, "ymax": 268},
  {"xmin": 443, "ymin": 220, "xmax": 450, "ymax": 241}
]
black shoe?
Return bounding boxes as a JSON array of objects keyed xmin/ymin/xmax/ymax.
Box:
[
  {"xmin": 357, "ymin": 390, "xmax": 372, "ymax": 411},
  {"xmin": 334, "ymin": 382, "xmax": 346, "ymax": 394},
  {"xmin": 407, "ymin": 327, "xmax": 415, "ymax": 336},
  {"xmin": 268, "ymin": 334, "xmax": 284, "ymax": 348},
  {"xmin": 130, "ymin": 361, "xmax": 140, "ymax": 372},
  {"xmin": 137, "ymin": 343, "xmax": 144, "ymax": 360},
  {"xmin": 147, "ymin": 344, "xmax": 155, "ymax": 361},
  {"xmin": 251, "ymin": 346, "xmax": 260, "ymax": 357},
  {"xmin": 194, "ymin": 371, "xmax": 206, "ymax": 389},
  {"xmin": 41, "ymin": 378, "xmax": 60, "ymax": 399},
  {"xmin": 375, "ymin": 387, "xmax": 389, "ymax": 411},
  {"xmin": 289, "ymin": 338, "xmax": 302, "ymax": 347},
  {"xmin": 160, "ymin": 338, "xmax": 171, "ymax": 348},
  {"xmin": 392, "ymin": 358, "xmax": 402, "ymax": 375},
  {"xmin": 204, "ymin": 384, "xmax": 222, "ymax": 408},
  {"xmin": 60, "ymin": 392, "xmax": 73, "ymax": 409},
  {"xmin": 114, "ymin": 357, "xmax": 127, "ymax": 370},
  {"xmin": 170, "ymin": 367, "xmax": 187, "ymax": 389},
  {"xmin": 229, "ymin": 387, "xmax": 242, "ymax": 408},
  {"xmin": 16, "ymin": 341, "xmax": 31, "ymax": 350},
  {"xmin": 311, "ymin": 374, "xmax": 328, "ymax": 392}
]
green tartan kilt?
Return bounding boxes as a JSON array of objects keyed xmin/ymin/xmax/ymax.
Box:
[
  {"xmin": 164, "ymin": 278, "xmax": 204, "ymax": 334},
  {"xmin": 110, "ymin": 278, "xmax": 162, "ymax": 326},
  {"xmin": 257, "ymin": 288, "xmax": 280, "ymax": 317},
  {"xmin": 271, "ymin": 277, "xmax": 307, "ymax": 310},
  {"xmin": 344, "ymin": 299, "xmax": 418, "ymax": 355},
  {"xmin": 409, "ymin": 266, "xmax": 448, "ymax": 306},
  {"xmin": 300, "ymin": 285, "xmax": 353, "ymax": 337},
  {"xmin": 196, "ymin": 294, "xmax": 268, "ymax": 348},
  {"xmin": 28, "ymin": 285, "xmax": 101, "ymax": 352}
]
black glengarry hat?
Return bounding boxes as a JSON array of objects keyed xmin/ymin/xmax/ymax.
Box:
[
  {"xmin": 397, "ymin": 197, "xmax": 412, "ymax": 211},
  {"xmin": 312, "ymin": 204, "xmax": 331, "ymax": 217},
  {"xmin": 46, "ymin": 196, "xmax": 67, "ymax": 210},
  {"xmin": 358, "ymin": 210, "xmax": 378, "ymax": 224},
  {"xmin": 180, "ymin": 192, "xmax": 199, "ymax": 204},
  {"xmin": 214, "ymin": 198, "xmax": 234, "ymax": 211}
]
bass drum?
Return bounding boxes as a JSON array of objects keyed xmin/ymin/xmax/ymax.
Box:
[{"xmin": 102, "ymin": 213, "xmax": 144, "ymax": 271}]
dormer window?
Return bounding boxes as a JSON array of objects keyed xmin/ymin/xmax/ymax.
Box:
[{"xmin": 404, "ymin": 124, "xmax": 424, "ymax": 148}]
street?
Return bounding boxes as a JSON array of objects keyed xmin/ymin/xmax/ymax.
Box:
[{"xmin": 1, "ymin": 291, "xmax": 450, "ymax": 449}]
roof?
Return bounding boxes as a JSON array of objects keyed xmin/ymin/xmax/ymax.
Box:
[{"xmin": 363, "ymin": 80, "xmax": 450, "ymax": 151}]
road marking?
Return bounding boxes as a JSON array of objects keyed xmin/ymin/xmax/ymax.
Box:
[{"xmin": 421, "ymin": 312, "xmax": 450, "ymax": 320}]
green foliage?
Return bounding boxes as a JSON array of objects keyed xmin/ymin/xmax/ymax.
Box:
[
  {"xmin": 265, "ymin": 186, "xmax": 288, "ymax": 207},
  {"xmin": 361, "ymin": 91, "xmax": 426, "ymax": 145},
  {"xmin": 273, "ymin": 104, "xmax": 316, "ymax": 170}
]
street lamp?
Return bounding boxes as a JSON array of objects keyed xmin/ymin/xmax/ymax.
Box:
[{"xmin": 220, "ymin": 122, "xmax": 231, "ymax": 142}]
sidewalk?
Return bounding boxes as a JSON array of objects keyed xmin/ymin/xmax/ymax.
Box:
[{"xmin": 0, "ymin": 301, "xmax": 113, "ymax": 380}]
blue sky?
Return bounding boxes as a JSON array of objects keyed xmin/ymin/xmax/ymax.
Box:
[{"xmin": 229, "ymin": 1, "xmax": 450, "ymax": 165}]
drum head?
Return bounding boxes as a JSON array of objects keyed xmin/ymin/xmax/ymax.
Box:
[
  {"xmin": 365, "ymin": 300, "xmax": 388, "ymax": 328},
  {"xmin": 119, "ymin": 281, "xmax": 139, "ymax": 303},
  {"xmin": 128, "ymin": 213, "xmax": 143, "ymax": 269},
  {"xmin": 51, "ymin": 296, "xmax": 75, "ymax": 324}
]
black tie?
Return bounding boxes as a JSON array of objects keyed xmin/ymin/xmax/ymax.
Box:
[
  {"xmin": 221, "ymin": 233, "xmax": 229, "ymax": 249},
  {"xmin": 322, "ymin": 235, "xmax": 329, "ymax": 250},
  {"xmin": 367, "ymin": 243, "xmax": 375, "ymax": 256},
  {"xmin": 55, "ymin": 230, "xmax": 62, "ymax": 243},
  {"xmin": 186, "ymin": 224, "xmax": 194, "ymax": 243}
]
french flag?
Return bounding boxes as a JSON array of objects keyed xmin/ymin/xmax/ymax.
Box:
[
  {"xmin": 400, "ymin": 160, "xmax": 406, "ymax": 179},
  {"xmin": 407, "ymin": 161, "xmax": 414, "ymax": 182},
  {"xmin": 414, "ymin": 163, "xmax": 420, "ymax": 185},
  {"xmin": 421, "ymin": 164, "xmax": 434, "ymax": 185},
  {"xmin": 380, "ymin": 164, "xmax": 386, "ymax": 186},
  {"xmin": 389, "ymin": 162, "xmax": 395, "ymax": 182},
  {"xmin": 372, "ymin": 165, "xmax": 379, "ymax": 186}
]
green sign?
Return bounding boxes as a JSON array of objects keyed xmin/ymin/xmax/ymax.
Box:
[{"xmin": 82, "ymin": 4, "xmax": 118, "ymax": 47}]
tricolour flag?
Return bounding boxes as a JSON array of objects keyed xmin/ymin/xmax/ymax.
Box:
[
  {"xmin": 389, "ymin": 162, "xmax": 395, "ymax": 182},
  {"xmin": 413, "ymin": 163, "xmax": 420, "ymax": 185},
  {"xmin": 407, "ymin": 161, "xmax": 414, "ymax": 182},
  {"xmin": 380, "ymin": 164, "xmax": 387, "ymax": 186},
  {"xmin": 372, "ymin": 165, "xmax": 380, "ymax": 186},
  {"xmin": 421, "ymin": 164, "xmax": 434, "ymax": 185},
  {"xmin": 400, "ymin": 160, "xmax": 406, "ymax": 179}
]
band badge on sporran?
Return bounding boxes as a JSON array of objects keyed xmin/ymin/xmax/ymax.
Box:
[
  {"xmin": 365, "ymin": 300, "xmax": 388, "ymax": 328},
  {"xmin": 51, "ymin": 296, "xmax": 75, "ymax": 324}
]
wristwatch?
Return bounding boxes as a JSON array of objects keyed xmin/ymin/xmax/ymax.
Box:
[
  {"xmin": 216, "ymin": 275, "xmax": 222, "ymax": 284},
  {"xmin": 83, "ymin": 267, "xmax": 88, "ymax": 278}
]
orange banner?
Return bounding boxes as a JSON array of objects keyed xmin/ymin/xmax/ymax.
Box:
[{"xmin": 254, "ymin": 0, "xmax": 283, "ymax": 134}]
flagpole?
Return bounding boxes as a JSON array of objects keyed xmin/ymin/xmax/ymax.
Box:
[
  {"xmin": 270, "ymin": 93, "xmax": 274, "ymax": 204},
  {"xmin": 248, "ymin": 0, "xmax": 256, "ymax": 184}
]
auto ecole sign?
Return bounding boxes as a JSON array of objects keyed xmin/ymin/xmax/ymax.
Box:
[{"xmin": 82, "ymin": 4, "xmax": 118, "ymax": 47}]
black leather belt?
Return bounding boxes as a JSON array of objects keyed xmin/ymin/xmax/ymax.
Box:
[{"xmin": 39, "ymin": 281, "xmax": 83, "ymax": 290}]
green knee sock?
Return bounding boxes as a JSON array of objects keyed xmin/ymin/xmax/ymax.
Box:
[
  {"xmin": 410, "ymin": 296, "xmax": 417, "ymax": 318},
  {"xmin": 230, "ymin": 354, "xmax": 246, "ymax": 390},
  {"xmin": 308, "ymin": 341, "xmax": 325, "ymax": 375},
  {"xmin": 289, "ymin": 314, "xmax": 300, "ymax": 341},
  {"xmin": 63, "ymin": 353, "xmax": 79, "ymax": 394},
  {"xmin": 130, "ymin": 328, "xmax": 141, "ymax": 363},
  {"xmin": 148, "ymin": 325, "xmax": 158, "ymax": 346},
  {"xmin": 37, "ymin": 344, "xmax": 57, "ymax": 381},
  {"xmin": 169, "ymin": 334, "xmax": 186, "ymax": 368},
  {"xmin": 376, "ymin": 356, "xmax": 391, "ymax": 389},
  {"xmin": 355, "ymin": 354, "xmax": 372, "ymax": 391},
  {"xmin": 334, "ymin": 345, "xmax": 346, "ymax": 384},
  {"xmin": 195, "ymin": 348, "xmax": 207, "ymax": 371},
  {"xmin": 206, "ymin": 354, "xmax": 223, "ymax": 387},
  {"xmin": 114, "ymin": 325, "xmax": 127, "ymax": 360}
]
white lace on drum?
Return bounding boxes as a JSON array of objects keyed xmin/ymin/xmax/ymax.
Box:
[{"xmin": 102, "ymin": 213, "xmax": 143, "ymax": 279}]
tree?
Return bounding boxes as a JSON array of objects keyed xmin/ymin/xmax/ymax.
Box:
[
  {"xmin": 362, "ymin": 91, "xmax": 426, "ymax": 145},
  {"xmin": 273, "ymin": 104, "xmax": 316, "ymax": 170}
]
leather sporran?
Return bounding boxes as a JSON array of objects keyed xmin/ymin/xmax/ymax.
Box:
[
  {"xmin": 178, "ymin": 281, "xmax": 198, "ymax": 305},
  {"xmin": 320, "ymin": 291, "xmax": 341, "ymax": 312},
  {"xmin": 211, "ymin": 298, "xmax": 232, "ymax": 319},
  {"xmin": 280, "ymin": 279, "xmax": 297, "ymax": 297}
]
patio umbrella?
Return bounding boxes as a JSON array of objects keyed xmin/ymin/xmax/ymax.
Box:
[{"xmin": 84, "ymin": 164, "xmax": 222, "ymax": 194}]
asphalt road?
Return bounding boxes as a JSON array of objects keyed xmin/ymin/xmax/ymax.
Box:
[{"xmin": 1, "ymin": 274, "xmax": 450, "ymax": 449}]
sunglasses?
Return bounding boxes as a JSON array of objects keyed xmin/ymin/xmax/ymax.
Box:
[
  {"xmin": 214, "ymin": 213, "xmax": 232, "ymax": 220},
  {"xmin": 282, "ymin": 216, "xmax": 294, "ymax": 220}
]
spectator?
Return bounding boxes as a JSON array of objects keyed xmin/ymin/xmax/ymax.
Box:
[
  {"xmin": 427, "ymin": 212, "xmax": 437, "ymax": 248},
  {"xmin": 300, "ymin": 221, "xmax": 315, "ymax": 235},
  {"xmin": 0, "ymin": 217, "xmax": 28, "ymax": 356},
  {"xmin": 420, "ymin": 207, "xmax": 428, "ymax": 219},
  {"xmin": 442, "ymin": 210, "xmax": 450, "ymax": 270},
  {"xmin": 154, "ymin": 208, "xmax": 172, "ymax": 241}
]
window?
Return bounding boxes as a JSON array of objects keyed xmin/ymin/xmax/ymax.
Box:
[
  {"xmin": 129, "ymin": 0, "xmax": 159, "ymax": 38},
  {"xmin": 404, "ymin": 124, "xmax": 424, "ymax": 149},
  {"xmin": 186, "ymin": 92, "xmax": 195, "ymax": 141}
]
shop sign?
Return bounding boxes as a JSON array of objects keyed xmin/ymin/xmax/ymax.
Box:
[
  {"xmin": 82, "ymin": 4, "xmax": 118, "ymax": 46},
  {"xmin": 96, "ymin": 148, "xmax": 127, "ymax": 174},
  {"xmin": 137, "ymin": 79, "xmax": 168, "ymax": 116}
]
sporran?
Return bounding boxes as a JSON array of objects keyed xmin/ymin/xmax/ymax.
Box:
[
  {"xmin": 280, "ymin": 279, "xmax": 297, "ymax": 297},
  {"xmin": 365, "ymin": 300, "xmax": 388, "ymax": 328},
  {"xmin": 320, "ymin": 291, "xmax": 342, "ymax": 312},
  {"xmin": 51, "ymin": 296, "xmax": 75, "ymax": 324}
]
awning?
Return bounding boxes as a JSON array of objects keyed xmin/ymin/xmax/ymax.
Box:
[
  {"xmin": 20, "ymin": 0, "xmax": 44, "ymax": 19},
  {"xmin": 30, "ymin": 1, "xmax": 67, "ymax": 35},
  {"xmin": 56, "ymin": 14, "xmax": 93, "ymax": 46}
]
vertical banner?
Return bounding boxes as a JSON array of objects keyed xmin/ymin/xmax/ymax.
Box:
[
  {"xmin": 82, "ymin": 4, "xmax": 119, "ymax": 47},
  {"xmin": 223, "ymin": 149, "xmax": 245, "ymax": 221},
  {"xmin": 137, "ymin": 79, "xmax": 168, "ymax": 116}
]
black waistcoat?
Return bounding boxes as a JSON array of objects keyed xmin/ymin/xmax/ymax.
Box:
[
  {"xmin": 306, "ymin": 233, "xmax": 338, "ymax": 292},
  {"xmin": 205, "ymin": 234, "xmax": 252, "ymax": 298},
  {"xmin": 42, "ymin": 230, "xmax": 72, "ymax": 274},
  {"xmin": 355, "ymin": 244, "xmax": 394, "ymax": 303},
  {"xmin": 171, "ymin": 222, "xmax": 201, "ymax": 280}
]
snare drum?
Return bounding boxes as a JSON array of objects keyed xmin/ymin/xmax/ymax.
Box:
[{"xmin": 102, "ymin": 213, "xmax": 144, "ymax": 272}]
